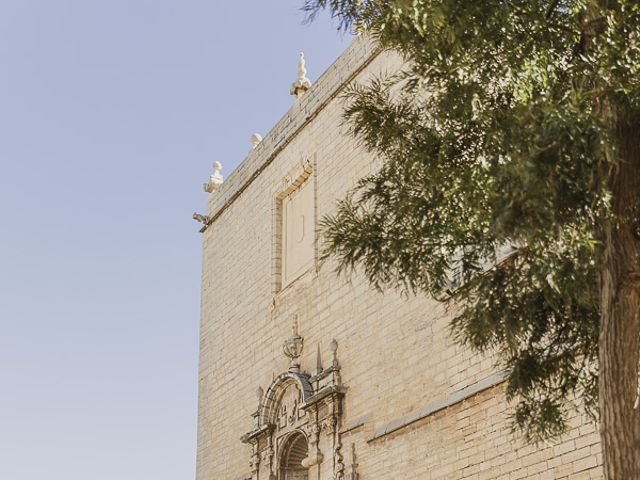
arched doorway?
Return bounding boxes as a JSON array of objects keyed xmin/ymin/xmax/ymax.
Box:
[{"xmin": 279, "ymin": 431, "xmax": 309, "ymax": 480}]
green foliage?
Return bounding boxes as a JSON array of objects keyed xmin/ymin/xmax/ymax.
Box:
[{"xmin": 308, "ymin": 0, "xmax": 640, "ymax": 441}]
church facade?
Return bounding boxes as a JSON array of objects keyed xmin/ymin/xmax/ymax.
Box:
[{"xmin": 195, "ymin": 36, "xmax": 603, "ymax": 480}]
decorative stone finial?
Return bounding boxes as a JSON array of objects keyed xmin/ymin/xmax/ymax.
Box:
[
  {"xmin": 256, "ymin": 386, "xmax": 264, "ymax": 403},
  {"xmin": 203, "ymin": 161, "xmax": 223, "ymax": 193},
  {"xmin": 315, "ymin": 343, "xmax": 323, "ymax": 375},
  {"xmin": 330, "ymin": 338, "xmax": 339, "ymax": 367},
  {"xmin": 251, "ymin": 133, "xmax": 263, "ymax": 148},
  {"xmin": 283, "ymin": 317, "xmax": 304, "ymax": 371},
  {"xmin": 290, "ymin": 52, "xmax": 312, "ymax": 98}
]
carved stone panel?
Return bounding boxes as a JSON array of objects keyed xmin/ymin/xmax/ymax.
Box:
[{"xmin": 277, "ymin": 383, "xmax": 302, "ymax": 431}]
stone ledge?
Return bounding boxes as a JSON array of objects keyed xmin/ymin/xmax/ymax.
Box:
[
  {"xmin": 367, "ymin": 371, "xmax": 506, "ymax": 442},
  {"xmin": 341, "ymin": 413, "xmax": 372, "ymax": 434}
]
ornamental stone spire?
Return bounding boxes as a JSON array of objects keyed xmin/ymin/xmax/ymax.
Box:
[
  {"xmin": 203, "ymin": 161, "xmax": 223, "ymax": 193},
  {"xmin": 290, "ymin": 52, "xmax": 312, "ymax": 98}
]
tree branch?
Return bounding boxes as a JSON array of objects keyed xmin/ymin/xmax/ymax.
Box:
[{"xmin": 545, "ymin": 0, "xmax": 560, "ymax": 20}]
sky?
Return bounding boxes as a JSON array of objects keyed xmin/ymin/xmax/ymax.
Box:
[{"xmin": 0, "ymin": 2, "xmax": 348, "ymax": 479}]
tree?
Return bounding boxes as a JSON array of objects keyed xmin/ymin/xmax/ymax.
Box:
[{"xmin": 305, "ymin": 0, "xmax": 640, "ymax": 476}]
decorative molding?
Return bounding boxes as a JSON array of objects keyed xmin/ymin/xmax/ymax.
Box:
[
  {"xmin": 256, "ymin": 371, "xmax": 314, "ymax": 429},
  {"xmin": 339, "ymin": 443, "xmax": 359, "ymax": 480},
  {"xmin": 277, "ymin": 159, "xmax": 313, "ymax": 200}
]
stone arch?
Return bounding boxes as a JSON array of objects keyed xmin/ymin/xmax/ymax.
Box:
[
  {"xmin": 258, "ymin": 371, "xmax": 314, "ymax": 427},
  {"xmin": 279, "ymin": 430, "xmax": 309, "ymax": 480},
  {"xmin": 242, "ymin": 337, "xmax": 348, "ymax": 480}
]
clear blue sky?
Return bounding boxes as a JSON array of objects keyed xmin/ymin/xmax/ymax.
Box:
[{"xmin": 0, "ymin": 2, "xmax": 347, "ymax": 479}]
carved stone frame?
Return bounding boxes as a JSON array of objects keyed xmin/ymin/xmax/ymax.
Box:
[
  {"xmin": 242, "ymin": 337, "xmax": 347, "ymax": 480},
  {"xmin": 271, "ymin": 156, "xmax": 316, "ymax": 294}
]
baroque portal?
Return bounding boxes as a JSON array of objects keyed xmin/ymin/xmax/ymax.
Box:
[{"xmin": 241, "ymin": 324, "xmax": 347, "ymax": 480}]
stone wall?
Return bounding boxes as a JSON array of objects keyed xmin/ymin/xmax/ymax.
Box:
[{"xmin": 196, "ymin": 35, "xmax": 603, "ymax": 480}]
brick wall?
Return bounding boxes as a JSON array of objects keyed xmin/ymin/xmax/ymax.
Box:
[{"xmin": 195, "ymin": 35, "xmax": 603, "ymax": 480}]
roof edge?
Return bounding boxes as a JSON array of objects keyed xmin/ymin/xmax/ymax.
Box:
[{"xmin": 201, "ymin": 35, "xmax": 382, "ymax": 233}]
